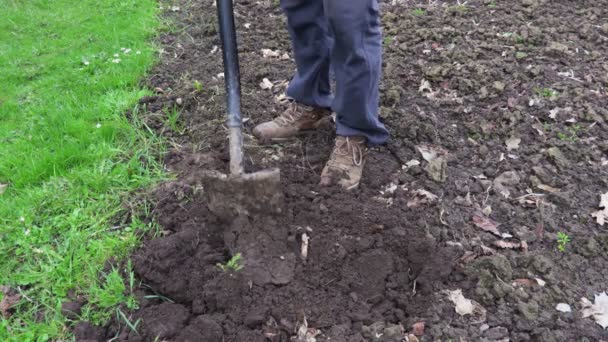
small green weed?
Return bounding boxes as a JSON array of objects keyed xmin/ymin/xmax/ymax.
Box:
[
  {"xmin": 535, "ymin": 87, "xmax": 559, "ymax": 99},
  {"xmin": 217, "ymin": 253, "xmax": 244, "ymax": 272},
  {"xmin": 557, "ymin": 124, "xmax": 581, "ymax": 142},
  {"xmin": 448, "ymin": 4, "xmax": 468, "ymax": 13},
  {"xmin": 117, "ymin": 308, "xmax": 141, "ymax": 335},
  {"xmin": 488, "ymin": 1, "xmax": 497, "ymax": 8},
  {"xmin": 193, "ymin": 80, "xmax": 203, "ymax": 92},
  {"xmin": 411, "ymin": 8, "xmax": 426, "ymax": 16},
  {"xmin": 383, "ymin": 36, "xmax": 394, "ymax": 46},
  {"xmin": 164, "ymin": 106, "xmax": 185, "ymax": 133},
  {"xmin": 557, "ymin": 232, "xmax": 571, "ymax": 252},
  {"xmin": 514, "ymin": 34, "xmax": 526, "ymax": 44}
]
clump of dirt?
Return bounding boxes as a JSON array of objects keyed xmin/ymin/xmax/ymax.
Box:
[{"xmin": 76, "ymin": 0, "xmax": 608, "ymax": 341}]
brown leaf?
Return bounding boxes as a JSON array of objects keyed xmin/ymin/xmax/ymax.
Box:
[
  {"xmin": 407, "ymin": 189, "xmax": 439, "ymax": 208},
  {"xmin": 479, "ymin": 244, "xmax": 497, "ymax": 255},
  {"xmin": 512, "ymin": 278, "xmax": 536, "ymax": 287},
  {"xmin": 493, "ymin": 240, "xmax": 526, "ymax": 250},
  {"xmin": 591, "ymin": 192, "xmax": 608, "ymax": 226},
  {"xmin": 415, "ymin": 144, "xmax": 447, "ymax": 162},
  {"xmin": 472, "ymin": 214, "xmax": 502, "ymax": 236},
  {"xmin": 0, "ymin": 287, "xmax": 20, "ymax": 318},
  {"xmin": 505, "ymin": 136, "xmax": 521, "ymax": 151},
  {"xmin": 412, "ymin": 322, "xmax": 425, "ymax": 336},
  {"xmin": 459, "ymin": 251, "xmax": 477, "ymax": 264},
  {"xmin": 537, "ymin": 184, "xmax": 560, "ymax": 193},
  {"xmin": 531, "ymin": 123, "xmax": 545, "ymax": 136}
]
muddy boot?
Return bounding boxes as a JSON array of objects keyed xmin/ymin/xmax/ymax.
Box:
[
  {"xmin": 252, "ymin": 101, "xmax": 331, "ymax": 140},
  {"xmin": 319, "ymin": 135, "xmax": 367, "ymax": 190}
]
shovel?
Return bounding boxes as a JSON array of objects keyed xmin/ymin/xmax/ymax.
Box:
[{"xmin": 203, "ymin": 0, "xmax": 282, "ymax": 219}]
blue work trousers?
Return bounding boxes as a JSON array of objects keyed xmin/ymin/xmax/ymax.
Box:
[{"xmin": 280, "ymin": 0, "xmax": 389, "ymax": 146}]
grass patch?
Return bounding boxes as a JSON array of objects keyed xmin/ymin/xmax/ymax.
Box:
[
  {"xmin": 411, "ymin": 8, "xmax": 426, "ymax": 16},
  {"xmin": 0, "ymin": 0, "xmax": 164, "ymax": 339},
  {"xmin": 535, "ymin": 87, "xmax": 559, "ymax": 99}
]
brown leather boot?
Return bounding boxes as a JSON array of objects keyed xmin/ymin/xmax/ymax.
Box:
[
  {"xmin": 319, "ymin": 135, "xmax": 367, "ymax": 190},
  {"xmin": 252, "ymin": 101, "xmax": 331, "ymax": 140}
]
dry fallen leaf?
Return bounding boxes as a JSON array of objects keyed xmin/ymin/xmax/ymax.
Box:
[
  {"xmin": 512, "ymin": 278, "xmax": 536, "ymax": 287},
  {"xmin": 412, "ymin": 322, "xmax": 425, "ymax": 336},
  {"xmin": 407, "ymin": 189, "xmax": 439, "ymax": 208},
  {"xmin": 458, "ymin": 251, "xmax": 477, "ymax": 264},
  {"xmin": 591, "ymin": 192, "xmax": 608, "ymax": 226},
  {"xmin": 472, "ymin": 213, "xmax": 502, "ymax": 236},
  {"xmin": 537, "ymin": 184, "xmax": 560, "ymax": 193},
  {"xmin": 505, "ymin": 136, "xmax": 521, "ymax": 151},
  {"xmin": 418, "ymin": 79, "xmax": 432, "ymax": 93},
  {"xmin": 0, "ymin": 183, "xmax": 7, "ymax": 195},
  {"xmin": 482, "ymin": 205, "xmax": 492, "ymax": 216},
  {"xmin": 493, "ymin": 171, "xmax": 521, "ymax": 198},
  {"xmin": 293, "ymin": 314, "xmax": 321, "ymax": 342},
  {"xmin": 261, "ymin": 48, "xmax": 280, "ymax": 58},
  {"xmin": 415, "ymin": 145, "xmax": 448, "ymax": 182},
  {"xmin": 259, "ymin": 78, "xmax": 273, "ymax": 90},
  {"xmin": 446, "ymin": 289, "xmax": 487, "ymax": 322},
  {"xmin": 549, "ymin": 108, "xmax": 560, "ymax": 120},
  {"xmin": 416, "ymin": 144, "xmax": 447, "ymax": 162},
  {"xmin": 447, "ymin": 289, "xmax": 474, "ymax": 315},
  {"xmin": 405, "ymin": 159, "xmax": 421, "ymax": 168},
  {"xmin": 493, "ymin": 240, "xmax": 527, "ymax": 251},
  {"xmin": 581, "ymin": 292, "xmax": 608, "ymax": 329},
  {"xmin": 531, "ymin": 122, "xmax": 545, "ymax": 136},
  {"xmin": 380, "ymin": 182, "xmax": 398, "ymax": 195}
]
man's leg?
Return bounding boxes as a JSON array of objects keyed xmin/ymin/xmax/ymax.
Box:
[
  {"xmin": 324, "ymin": 0, "xmax": 388, "ymax": 146},
  {"xmin": 319, "ymin": 0, "xmax": 388, "ymax": 189},
  {"xmin": 253, "ymin": 0, "xmax": 333, "ymax": 140},
  {"xmin": 280, "ymin": 0, "xmax": 332, "ymax": 109}
]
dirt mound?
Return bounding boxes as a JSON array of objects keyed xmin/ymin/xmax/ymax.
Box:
[
  {"xmin": 75, "ymin": 0, "xmax": 608, "ymax": 340},
  {"xmin": 94, "ymin": 149, "xmax": 459, "ymax": 341}
]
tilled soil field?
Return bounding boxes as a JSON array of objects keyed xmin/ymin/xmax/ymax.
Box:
[{"xmin": 75, "ymin": 0, "xmax": 608, "ymax": 341}]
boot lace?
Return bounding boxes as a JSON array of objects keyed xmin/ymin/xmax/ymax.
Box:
[
  {"xmin": 275, "ymin": 102, "xmax": 307, "ymax": 126},
  {"xmin": 330, "ymin": 137, "xmax": 364, "ymax": 168}
]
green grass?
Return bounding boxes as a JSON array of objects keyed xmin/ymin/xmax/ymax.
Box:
[
  {"xmin": 535, "ymin": 87, "xmax": 559, "ymax": 99},
  {"xmin": 411, "ymin": 8, "xmax": 426, "ymax": 16},
  {"xmin": 557, "ymin": 232, "xmax": 571, "ymax": 252},
  {"xmin": 0, "ymin": 0, "xmax": 165, "ymax": 340},
  {"xmin": 216, "ymin": 253, "xmax": 244, "ymax": 273},
  {"xmin": 557, "ymin": 124, "xmax": 582, "ymax": 142}
]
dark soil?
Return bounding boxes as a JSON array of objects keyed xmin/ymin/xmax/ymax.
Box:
[{"xmin": 76, "ymin": 0, "xmax": 608, "ymax": 341}]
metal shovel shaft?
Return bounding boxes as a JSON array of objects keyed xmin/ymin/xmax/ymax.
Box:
[
  {"xmin": 206, "ymin": 0, "xmax": 283, "ymax": 220},
  {"xmin": 217, "ymin": 0, "xmax": 244, "ymax": 176}
]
